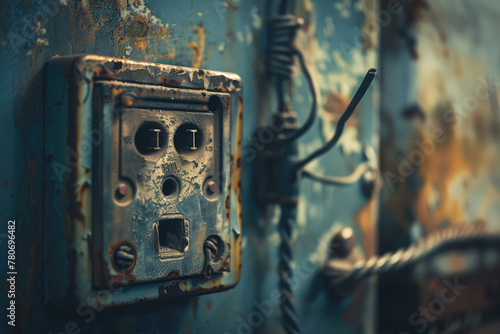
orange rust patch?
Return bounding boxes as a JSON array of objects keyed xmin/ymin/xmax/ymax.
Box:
[
  {"xmin": 231, "ymin": 96, "xmax": 243, "ymax": 224},
  {"xmin": 416, "ymin": 132, "xmax": 472, "ymax": 231},
  {"xmin": 122, "ymin": 95, "xmax": 134, "ymax": 107},
  {"xmin": 63, "ymin": 1, "xmax": 111, "ymax": 52},
  {"xmin": 324, "ymin": 92, "xmax": 358, "ymax": 127},
  {"xmin": 148, "ymin": 48, "xmax": 176, "ymax": 60},
  {"xmin": 188, "ymin": 25, "xmax": 205, "ymax": 68},
  {"xmin": 354, "ymin": 191, "xmax": 379, "ymax": 257},
  {"xmin": 166, "ymin": 270, "xmax": 181, "ymax": 279},
  {"xmin": 225, "ymin": 195, "xmax": 231, "ymax": 221},
  {"xmin": 134, "ymin": 37, "xmax": 148, "ymax": 51},
  {"xmin": 216, "ymin": 85, "xmax": 228, "ymax": 92}
]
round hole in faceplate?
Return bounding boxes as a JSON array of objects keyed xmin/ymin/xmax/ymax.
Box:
[
  {"xmin": 174, "ymin": 123, "xmax": 203, "ymax": 155},
  {"xmin": 162, "ymin": 177, "xmax": 179, "ymax": 198},
  {"xmin": 208, "ymin": 95, "xmax": 222, "ymax": 112},
  {"xmin": 134, "ymin": 122, "xmax": 167, "ymax": 155}
]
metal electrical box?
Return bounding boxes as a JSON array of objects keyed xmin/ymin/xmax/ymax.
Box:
[{"xmin": 43, "ymin": 55, "xmax": 243, "ymax": 308}]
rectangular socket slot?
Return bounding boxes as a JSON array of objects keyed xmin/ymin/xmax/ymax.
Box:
[{"xmin": 157, "ymin": 215, "xmax": 188, "ymax": 255}]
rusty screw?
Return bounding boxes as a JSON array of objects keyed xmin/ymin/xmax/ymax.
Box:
[
  {"xmin": 116, "ymin": 183, "xmax": 129, "ymax": 199},
  {"xmin": 329, "ymin": 227, "xmax": 356, "ymax": 258},
  {"xmin": 121, "ymin": 93, "xmax": 135, "ymax": 107},
  {"xmin": 113, "ymin": 243, "xmax": 136, "ymax": 272},
  {"xmin": 203, "ymin": 236, "xmax": 221, "ymax": 278},
  {"xmin": 207, "ymin": 181, "xmax": 217, "ymax": 194}
]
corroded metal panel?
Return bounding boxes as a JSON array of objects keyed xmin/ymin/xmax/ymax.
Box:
[
  {"xmin": 42, "ymin": 55, "xmax": 243, "ymax": 308},
  {"xmin": 378, "ymin": 1, "xmax": 500, "ymax": 332},
  {"xmin": 0, "ymin": 1, "xmax": 378, "ymax": 333}
]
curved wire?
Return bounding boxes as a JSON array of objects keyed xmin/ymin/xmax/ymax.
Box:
[
  {"xmin": 278, "ymin": 205, "xmax": 301, "ymax": 334},
  {"xmin": 293, "ymin": 69, "xmax": 377, "ymax": 172},
  {"xmin": 323, "ymin": 225, "xmax": 500, "ymax": 289},
  {"xmin": 302, "ymin": 162, "xmax": 372, "ymax": 186},
  {"xmin": 267, "ymin": 13, "xmax": 318, "ymax": 147},
  {"xmin": 277, "ymin": 49, "xmax": 319, "ymax": 146}
]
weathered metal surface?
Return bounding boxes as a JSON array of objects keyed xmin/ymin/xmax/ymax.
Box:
[
  {"xmin": 0, "ymin": 0, "xmax": 378, "ymax": 333},
  {"xmin": 42, "ymin": 55, "xmax": 242, "ymax": 309},
  {"xmin": 378, "ymin": 0, "xmax": 500, "ymax": 332}
]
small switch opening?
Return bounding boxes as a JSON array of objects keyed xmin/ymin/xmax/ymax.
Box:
[{"xmin": 155, "ymin": 216, "xmax": 188, "ymax": 255}]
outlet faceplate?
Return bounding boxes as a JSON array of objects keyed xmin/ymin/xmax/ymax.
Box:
[{"xmin": 43, "ymin": 55, "xmax": 243, "ymax": 308}]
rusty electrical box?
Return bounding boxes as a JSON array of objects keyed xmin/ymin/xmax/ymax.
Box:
[{"xmin": 43, "ymin": 55, "xmax": 243, "ymax": 308}]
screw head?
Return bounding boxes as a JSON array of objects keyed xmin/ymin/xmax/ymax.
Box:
[
  {"xmin": 207, "ymin": 181, "xmax": 217, "ymax": 194},
  {"xmin": 121, "ymin": 93, "xmax": 135, "ymax": 107},
  {"xmin": 117, "ymin": 183, "xmax": 129, "ymax": 198},
  {"xmin": 113, "ymin": 243, "xmax": 136, "ymax": 272},
  {"xmin": 329, "ymin": 227, "xmax": 356, "ymax": 258}
]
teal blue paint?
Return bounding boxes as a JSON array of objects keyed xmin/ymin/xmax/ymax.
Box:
[{"xmin": 0, "ymin": 1, "xmax": 378, "ymax": 333}]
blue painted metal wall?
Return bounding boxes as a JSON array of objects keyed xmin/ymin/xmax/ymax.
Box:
[{"xmin": 0, "ymin": 0, "xmax": 379, "ymax": 333}]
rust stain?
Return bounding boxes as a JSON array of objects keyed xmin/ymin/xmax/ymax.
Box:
[
  {"xmin": 224, "ymin": 195, "xmax": 231, "ymax": 221},
  {"xmin": 225, "ymin": 0, "xmax": 238, "ymax": 39},
  {"xmin": 354, "ymin": 192, "xmax": 379, "ymax": 258},
  {"xmin": 63, "ymin": 1, "xmax": 111, "ymax": 52},
  {"xmin": 219, "ymin": 251, "xmax": 231, "ymax": 272},
  {"xmin": 416, "ymin": 132, "xmax": 472, "ymax": 231},
  {"xmin": 121, "ymin": 95, "xmax": 134, "ymax": 107},
  {"xmin": 342, "ymin": 281, "xmax": 370, "ymax": 327},
  {"xmin": 231, "ymin": 96, "xmax": 244, "ymax": 224},
  {"xmin": 113, "ymin": 11, "xmax": 174, "ymax": 60},
  {"xmin": 324, "ymin": 92, "xmax": 358, "ymax": 127},
  {"xmin": 188, "ymin": 24, "xmax": 205, "ymax": 68},
  {"xmin": 166, "ymin": 270, "xmax": 181, "ymax": 279},
  {"xmin": 148, "ymin": 48, "xmax": 176, "ymax": 60},
  {"xmin": 419, "ymin": 269, "xmax": 500, "ymax": 321},
  {"xmin": 216, "ymin": 85, "xmax": 228, "ymax": 92}
]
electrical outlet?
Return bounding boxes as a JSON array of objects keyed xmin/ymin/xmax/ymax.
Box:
[{"xmin": 43, "ymin": 55, "xmax": 243, "ymax": 308}]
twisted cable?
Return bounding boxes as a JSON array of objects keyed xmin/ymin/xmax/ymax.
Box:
[
  {"xmin": 267, "ymin": 14, "xmax": 302, "ymax": 79},
  {"xmin": 324, "ymin": 225, "xmax": 500, "ymax": 289},
  {"xmin": 267, "ymin": 14, "xmax": 318, "ymax": 147},
  {"xmin": 278, "ymin": 205, "xmax": 301, "ymax": 334}
]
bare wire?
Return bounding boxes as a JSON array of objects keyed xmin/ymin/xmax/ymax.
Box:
[
  {"xmin": 277, "ymin": 49, "xmax": 319, "ymax": 146},
  {"xmin": 293, "ymin": 69, "xmax": 377, "ymax": 172}
]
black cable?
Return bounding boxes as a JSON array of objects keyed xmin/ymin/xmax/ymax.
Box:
[
  {"xmin": 278, "ymin": 49, "xmax": 319, "ymax": 146},
  {"xmin": 279, "ymin": 205, "xmax": 301, "ymax": 334},
  {"xmin": 293, "ymin": 69, "xmax": 377, "ymax": 172},
  {"xmin": 268, "ymin": 2, "xmax": 302, "ymax": 333},
  {"xmin": 267, "ymin": 15, "xmax": 318, "ymax": 146},
  {"xmin": 323, "ymin": 225, "xmax": 500, "ymax": 289}
]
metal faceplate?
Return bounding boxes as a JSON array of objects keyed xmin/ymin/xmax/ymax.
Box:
[
  {"xmin": 93, "ymin": 81, "xmax": 232, "ymax": 286},
  {"xmin": 43, "ymin": 55, "xmax": 243, "ymax": 308}
]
